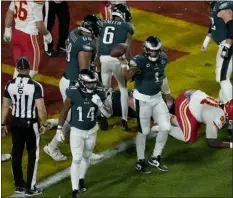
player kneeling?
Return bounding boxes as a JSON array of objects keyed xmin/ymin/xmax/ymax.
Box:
[{"xmin": 55, "ymin": 69, "xmax": 111, "ymax": 198}]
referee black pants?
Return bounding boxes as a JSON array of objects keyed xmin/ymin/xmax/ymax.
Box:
[
  {"xmin": 10, "ymin": 118, "xmax": 40, "ymax": 190},
  {"xmin": 44, "ymin": 1, "xmax": 70, "ymax": 52}
]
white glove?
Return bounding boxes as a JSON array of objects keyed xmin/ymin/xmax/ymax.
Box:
[
  {"xmin": 91, "ymin": 94, "xmax": 103, "ymax": 107},
  {"xmin": 56, "ymin": 126, "xmax": 65, "ymax": 142},
  {"xmin": 3, "ymin": 27, "xmax": 12, "ymax": 42},
  {"xmin": 44, "ymin": 32, "xmax": 52, "ymax": 44}
]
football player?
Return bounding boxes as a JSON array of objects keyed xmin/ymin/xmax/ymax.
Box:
[
  {"xmin": 99, "ymin": 3, "xmax": 134, "ymax": 131},
  {"xmin": 3, "ymin": 0, "xmax": 52, "ymax": 78},
  {"xmin": 56, "ymin": 69, "xmax": 111, "ymax": 198},
  {"xmin": 201, "ymin": 1, "xmax": 232, "ymax": 104},
  {"xmin": 167, "ymin": 89, "xmax": 233, "ymax": 148},
  {"xmin": 43, "ymin": 15, "xmax": 102, "ymax": 162},
  {"xmin": 119, "ymin": 36, "xmax": 173, "ymax": 173}
]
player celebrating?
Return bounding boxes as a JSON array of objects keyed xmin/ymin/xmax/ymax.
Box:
[
  {"xmin": 56, "ymin": 69, "xmax": 111, "ymax": 198},
  {"xmin": 3, "ymin": 0, "xmax": 52, "ymax": 78},
  {"xmin": 168, "ymin": 89, "xmax": 233, "ymax": 148},
  {"xmin": 43, "ymin": 15, "xmax": 102, "ymax": 162},
  {"xmin": 201, "ymin": 1, "xmax": 233, "ymax": 103},
  {"xmin": 99, "ymin": 3, "xmax": 134, "ymax": 131},
  {"xmin": 120, "ymin": 36, "xmax": 172, "ymax": 173}
]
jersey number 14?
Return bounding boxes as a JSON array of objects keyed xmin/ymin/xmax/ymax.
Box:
[{"xmin": 77, "ymin": 106, "xmax": 95, "ymax": 122}]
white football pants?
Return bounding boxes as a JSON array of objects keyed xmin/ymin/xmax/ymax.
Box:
[
  {"xmin": 216, "ymin": 40, "xmax": 232, "ymax": 103},
  {"xmin": 100, "ymin": 55, "xmax": 128, "ymax": 121}
]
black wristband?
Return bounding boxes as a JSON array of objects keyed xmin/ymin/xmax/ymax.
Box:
[{"xmin": 226, "ymin": 19, "xmax": 233, "ymax": 39}]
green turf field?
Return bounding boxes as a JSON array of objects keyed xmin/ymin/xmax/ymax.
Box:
[{"xmin": 41, "ymin": 128, "xmax": 232, "ymax": 197}]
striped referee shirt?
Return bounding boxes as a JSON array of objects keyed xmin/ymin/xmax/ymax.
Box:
[{"xmin": 4, "ymin": 74, "xmax": 44, "ymax": 119}]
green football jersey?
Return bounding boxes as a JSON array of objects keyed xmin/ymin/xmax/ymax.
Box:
[
  {"xmin": 210, "ymin": 1, "xmax": 233, "ymax": 44},
  {"xmin": 64, "ymin": 28, "xmax": 96, "ymax": 81},
  {"xmin": 66, "ymin": 86, "xmax": 106, "ymax": 130},
  {"xmin": 130, "ymin": 53, "xmax": 168, "ymax": 96},
  {"xmin": 99, "ymin": 20, "xmax": 134, "ymax": 55}
]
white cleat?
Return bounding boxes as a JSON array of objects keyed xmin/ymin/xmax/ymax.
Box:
[
  {"xmin": 43, "ymin": 144, "xmax": 67, "ymax": 161},
  {"xmin": 90, "ymin": 153, "xmax": 104, "ymax": 161},
  {"xmin": 1, "ymin": 153, "xmax": 11, "ymax": 162}
]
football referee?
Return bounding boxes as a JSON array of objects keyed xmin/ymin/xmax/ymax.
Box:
[{"xmin": 1, "ymin": 57, "xmax": 47, "ymax": 196}]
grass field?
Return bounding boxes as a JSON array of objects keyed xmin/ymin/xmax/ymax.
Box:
[{"xmin": 41, "ymin": 128, "xmax": 232, "ymax": 197}]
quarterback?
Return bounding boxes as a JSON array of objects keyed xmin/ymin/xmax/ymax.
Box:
[
  {"xmin": 3, "ymin": 0, "xmax": 52, "ymax": 78},
  {"xmin": 201, "ymin": 1, "xmax": 233, "ymax": 103},
  {"xmin": 99, "ymin": 3, "xmax": 134, "ymax": 131},
  {"xmin": 120, "ymin": 36, "xmax": 173, "ymax": 173},
  {"xmin": 56, "ymin": 69, "xmax": 111, "ymax": 198}
]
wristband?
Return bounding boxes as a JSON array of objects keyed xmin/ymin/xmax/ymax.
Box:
[
  {"xmin": 202, "ymin": 36, "xmax": 211, "ymax": 48},
  {"xmin": 121, "ymin": 64, "xmax": 128, "ymax": 68},
  {"xmin": 230, "ymin": 142, "xmax": 233, "ymax": 149}
]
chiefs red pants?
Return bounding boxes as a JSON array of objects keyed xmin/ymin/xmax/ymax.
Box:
[
  {"xmin": 100, "ymin": 1, "xmax": 112, "ymax": 20},
  {"xmin": 12, "ymin": 29, "xmax": 40, "ymax": 72}
]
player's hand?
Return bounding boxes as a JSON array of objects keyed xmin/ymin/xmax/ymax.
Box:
[
  {"xmin": 220, "ymin": 45, "xmax": 230, "ymax": 59},
  {"xmin": 1, "ymin": 125, "xmax": 8, "ymax": 137},
  {"xmin": 91, "ymin": 94, "xmax": 103, "ymax": 107},
  {"xmin": 56, "ymin": 126, "xmax": 65, "ymax": 142},
  {"xmin": 39, "ymin": 122, "xmax": 52, "ymax": 135},
  {"xmin": 201, "ymin": 45, "xmax": 207, "ymax": 52},
  {"xmin": 3, "ymin": 27, "xmax": 12, "ymax": 43},
  {"xmin": 44, "ymin": 31, "xmax": 52, "ymax": 44}
]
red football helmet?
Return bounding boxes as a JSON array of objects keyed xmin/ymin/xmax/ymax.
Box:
[{"xmin": 224, "ymin": 99, "xmax": 233, "ymax": 121}]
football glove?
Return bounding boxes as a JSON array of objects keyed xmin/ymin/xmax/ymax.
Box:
[
  {"xmin": 44, "ymin": 31, "xmax": 52, "ymax": 44},
  {"xmin": 56, "ymin": 126, "xmax": 65, "ymax": 142},
  {"xmin": 220, "ymin": 45, "xmax": 230, "ymax": 59},
  {"xmin": 3, "ymin": 27, "xmax": 12, "ymax": 42},
  {"xmin": 91, "ymin": 94, "xmax": 103, "ymax": 108}
]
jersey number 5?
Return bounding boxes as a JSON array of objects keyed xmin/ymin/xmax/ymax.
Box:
[
  {"xmin": 103, "ymin": 26, "xmax": 115, "ymax": 44},
  {"xmin": 77, "ymin": 106, "xmax": 95, "ymax": 122},
  {"xmin": 14, "ymin": 1, "xmax": 28, "ymax": 21}
]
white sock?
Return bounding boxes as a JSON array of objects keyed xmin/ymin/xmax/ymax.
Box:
[
  {"xmin": 79, "ymin": 157, "xmax": 90, "ymax": 179},
  {"xmin": 119, "ymin": 87, "xmax": 128, "ymax": 121},
  {"xmin": 153, "ymin": 130, "xmax": 169, "ymax": 157},
  {"xmin": 169, "ymin": 126, "xmax": 186, "ymax": 142},
  {"xmin": 136, "ymin": 132, "xmax": 146, "ymax": 160},
  {"xmin": 71, "ymin": 161, "xmax": 81, "ymax": 190},
  {"xmin": 219, "ymin": 80, "xmax": 232, "ymax": 103}
]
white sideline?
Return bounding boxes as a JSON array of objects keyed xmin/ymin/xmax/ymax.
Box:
[{"xmin": 9, "ymin": 132, "xmax": 157, "ymax": 198}]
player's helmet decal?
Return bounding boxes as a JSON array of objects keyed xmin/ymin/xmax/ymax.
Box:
[
  {"xmin": 224, "ymin": 99, "xmax": 233, "ymax": 121},
  {"xmin": 81, "ymin": 14, "xmax": 103, "ymax": 37},
  {"xmin": 112, "ymin": 3, "xmax": 132, "ymax": 22},
  {"xmin": 78, "ymin": 69, "xmax": 97, "ymax": 94},
  {"xmin": 144, "ymin": 36, "xmax": 162, "ymax": 62}
]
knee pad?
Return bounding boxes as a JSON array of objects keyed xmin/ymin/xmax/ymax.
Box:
[
  {"xmin": 159, "ymin": 122, "xmax": 171, "ymax": 132},
  {"xmin": 72, "ymin": 153, "xmax": 82, "ymax": 164},
  {"xmin": 83, "ymin": 150, "xmax": 92, "ymax": 159}
]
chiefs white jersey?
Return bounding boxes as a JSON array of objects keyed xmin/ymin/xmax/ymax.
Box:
[{"xmin": 9, "ymin": 0, "xmax": 44, "ymax": 35}]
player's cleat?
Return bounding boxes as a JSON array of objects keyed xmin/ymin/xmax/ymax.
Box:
[
  {"xmin": 43, "ymin": 144, "xmax": 67, "ymax": 161},
  {"xmin": 57, "ymin": 47, "xmax": 67, "ymax": 54},
  {"xmin": 44, "ymin": 50, "xmax": 59, "ymax": 58},
  {"xmin": 148, "ymin": 155, "xmax": 168, "ymax": 172},
  {"xmin": 24, "ymin": 186, "xmax": 42, "ymax": 196},
  {"xmin": 1, "ymin": 153, "xmax": 11, "ymax": 162},
  {"xmin": 98, "ymin": 116, "xmax": 109, "ymax": 131},
  {"xmin": 90, "ymin": 153, "xmax": 104, "ymax": 161},
  {"xmin": 135, "ymin": 159, "xmax": 152, "ymax": 174},
  {"xmin": 79, "ymin": 179, "xmax": 87, "ymax": 192},
  {"xmin": 15, "ymin": 186, "xmax": 26, "ymax": 194},
  {"xmin": 121, "ymin": 119, "xmax": 129, "ymax": 131},
  {"xmin": 72, "ymin": 190, "xmax": 79, "ymax": 198}
]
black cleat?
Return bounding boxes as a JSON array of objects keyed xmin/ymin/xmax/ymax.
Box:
[
  {"xmin": 44, "ymin": 50, "xmax": 59, "ymax": 57},
  {"xmin": 15, "ymin": 186, "xmax": 26, "ymax": 194},
  {"xmin": 135, "ymin": 159, "xmax": 152, "ymax": 174},
  {"xmin": 24, "ymin": 186, "xmax": 42, "ymax": 196},
  {"xmin": 98, "ymin": 116, "xmax": 109, "ymax": 131},
  {"xmin": 148, "ymin": 155, "xmax": 168, "ymax": 172},
  {"xmin": 57, "ymin": 47, "xmax": 67, "ymax": 54},
  {"xmin": 121, "ymin": 119, "xmax": 129, "ymax": 131},
  {"xmin": 79, "ymin": 179, "xmax": 87, "ymax": 192},
  {"xmin": 72, "ymin": 190, "xmax": 79, "ymax": 198}
]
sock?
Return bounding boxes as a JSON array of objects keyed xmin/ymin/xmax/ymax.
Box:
[
  {"xmin": 136, "ymin": 132, "xmax": 146, "ymax": 160},
  {"xmin": 79, "ymin": 157, "xmax": 90, "ymax": 179},
  {"xmin": 49, "ymin": 121, "xmax": 70, "ymax": 151},
  {"xmin": 152, "ymin": 130, "xmax": 169, "ymax": 157},
  {"xmin": 119, "ymin": 87, "xmax": 128, "ymax": 121},
  {"xmin": 70, "ymin": 161, "xmax": 81, "ymax": 190},
  {"xmin": 169, "ymin": 126, "xmax": 186, "ymax": 142},
  {"xmin": 219, "ymin": 80, "xmax": 232, "ymax": 103}
]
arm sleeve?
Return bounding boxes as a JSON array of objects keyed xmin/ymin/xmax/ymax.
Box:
[
  {"xmin": 34, "ymin": 82, "xmax": 44, "ymax": 99},
  {"xmin": 9, "ymin": 1, "xmax": 15, "ymax": 11},
  {"xmin": 32, "ymin": 2, "xmax": 44, "ymax": 22}
]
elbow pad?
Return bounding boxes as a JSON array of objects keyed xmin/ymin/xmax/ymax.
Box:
[{"xmin": 226, "ymin": 19, "xmax": 233, "ymax": 39}]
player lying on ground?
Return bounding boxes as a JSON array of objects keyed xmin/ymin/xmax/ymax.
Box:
[
  {"xmin": 56, "ymin": 69, "xmax": 111, "ymax": 198},
  {"xmin": 152, "ymin": 89, "xmax": 233, "ymax": 148}
]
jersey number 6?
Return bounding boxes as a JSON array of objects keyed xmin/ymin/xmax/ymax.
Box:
[
  {"xmin": 103, "ymin": 26, "xmax": 115, "ymax": 44},
  {"xmin": 14, "ymin": 1, "xmax": 28, "ymax": 21}
]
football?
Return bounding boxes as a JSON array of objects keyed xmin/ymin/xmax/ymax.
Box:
[{"xmin": 110, "ymin": 43, "xmax": 128, "ymax": 58}]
